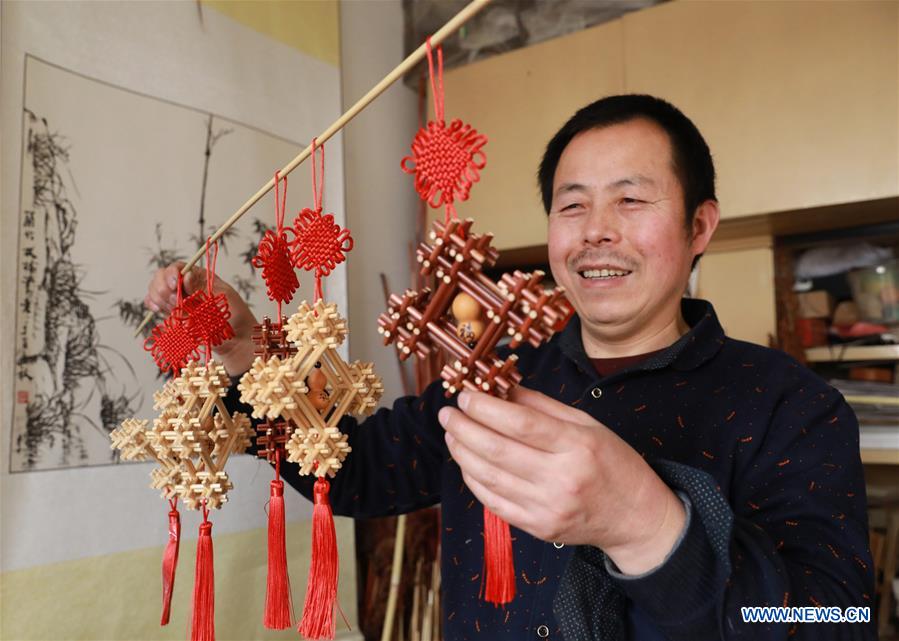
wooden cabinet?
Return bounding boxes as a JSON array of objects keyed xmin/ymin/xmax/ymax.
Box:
[
  {"xmin": 441, "ymin": 0, "xmax": 898, "ymax": 248},
  {"xmin": 622, "ymin": 0, "xmax": 899, "ymax": 220}
]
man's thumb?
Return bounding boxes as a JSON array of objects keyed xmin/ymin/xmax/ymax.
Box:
[{"xmin": 183, "ymin": 266, "xmax": 206, "ymax": 294}]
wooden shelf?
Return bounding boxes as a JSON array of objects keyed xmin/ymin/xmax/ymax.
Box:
[
  {"xmin": 861, "ymin": 448, "xmax": 899, "ymax": 466},
  {"xmin": 805, "ymin": 344, "xmax": 899, "ymax": 363}
]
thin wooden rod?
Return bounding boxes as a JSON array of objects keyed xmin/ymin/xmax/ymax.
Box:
[
  {"xmin": 135, "ymin": 0, "xmax": 491, "ymax": 337},
  {"xmin": 380, "ymin": 513, "xmax": 407, "ymax": 641}
]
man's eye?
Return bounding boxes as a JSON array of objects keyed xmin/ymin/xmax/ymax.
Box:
[
  {"xmin": 561, "ymin": 203, "xmax": 582, "ymax": 211},
  {"xmin": 620, "ymin": 198, "xmax": 645, "ymax": 206}
]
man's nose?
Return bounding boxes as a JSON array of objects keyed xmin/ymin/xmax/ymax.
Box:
[{"xmin": 582, "ymin": 206, "xmax": 622, "ymax": 245}]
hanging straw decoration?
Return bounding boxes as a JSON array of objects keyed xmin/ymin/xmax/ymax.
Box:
[
  {"xmin": 113, "ymin": 239, "xmax": 253, "ymax": 640},
  {"xmin": 382, "ymin": 40, "xmax": 574, "ymax": 608},
  {"xmin": 239, "ymin": 139, "xmax": 383, "ymax": 640},
  {"xmin": 251, "ymin": 169, "xmax": 299, "ymax": 631}
]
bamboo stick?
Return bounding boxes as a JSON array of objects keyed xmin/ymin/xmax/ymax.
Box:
[
  {"xmin": 381, "ymin": 513, "xmax": 408, "ymax": 641},
  {"xmin": 135, "ymin": 0, "xmax": 492, "ymax": 337}
]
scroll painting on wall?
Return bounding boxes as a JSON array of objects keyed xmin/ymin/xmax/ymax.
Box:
[{"xmin": 10, "ymin": 56, "xmax": 303, "ymax": 473}]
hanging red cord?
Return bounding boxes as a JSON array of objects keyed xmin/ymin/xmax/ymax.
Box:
[
  {"xmin": 290, "ymin": 139, "xmax": 354, "ymax": 303},
  {"xmin": 299, "ymin": 476, "xmax": 341, "ymax": 640},
  {"xmin": 253, "ymin": 170, "xmax": 300, "ymax": 319},
  {"xmin": 264, "ymin": 450, "xmax": 293, "ymax": 629},
  {"xmin": 191, "ymin": 500, "xmax": 215, "ymax": 641},
  {"xmin": 160, "ymin": 497, "xmax": 181, "ymax": 625},
  {"xmin": 401, "ymin": 38, "xmax": 487, "ymax": 222},
  {"xmin": 183, "ymin": 239, "xmax": 234, "ymax": 361},
  {"xmin": 144, "ymin": 273, "xmax": 201, "ymax": 376}
]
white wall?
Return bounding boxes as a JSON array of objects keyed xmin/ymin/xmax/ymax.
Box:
[
  {"xmin": 340, "ymin": 0, "xmax": 420, "ymax": 398},
  {"xmin": 0, "ymin": 0, "xmax": 344, "ymax": 571}
]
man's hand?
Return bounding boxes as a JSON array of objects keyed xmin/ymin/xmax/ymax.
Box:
[
  {"xmin": 438, "ymin": 387, "xmax": 686, "ymax": 575},
  {"xmin": 145, "ymin": 262, "xmax": 257, "ymax": 376}
]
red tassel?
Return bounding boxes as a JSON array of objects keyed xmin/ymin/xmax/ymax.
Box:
[
  {"xmin": 191, "ymin": 506, "xmax": 215, "ymax": 641},
  {"xmin": 160, "ymin": 501, "xmax": 181, "ymax": 625},
  {"xmin": 264, "ymin": 478, "xmax": 293, "ymax": 629},
  {"xmin": 299, "ymin": 478, "xmax": 339, "ymax": 640},
  {"xmin": 481, "ymin": 506, "xmax": 515, "ymax": 605}
]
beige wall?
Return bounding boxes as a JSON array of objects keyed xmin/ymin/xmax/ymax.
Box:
[
  {"xmin": 0, "ymin": 521, "xmax": 358, "ymax": 641},
  {"xmin": 696, "ymin": 247, "xmax": 777, "ymax": 347}
]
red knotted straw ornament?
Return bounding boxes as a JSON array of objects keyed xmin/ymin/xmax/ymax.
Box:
[
  {"xmin": 290, "ymin": 140, "xmax": 353, "ymax": 302},
  {"xmin": 399, "ymin": 42, "xmax": 512, "ymax": 606},
  {"xmin": 144, "ymin": 274, "xmax": 201, "ymax": 376},
  {"xmin": 401, "ymin": 39, "xmax": 487, "ymax": 222},
  {"xmin": 253, "ymin": 170, "xmax": 299, "ymax": 319}
]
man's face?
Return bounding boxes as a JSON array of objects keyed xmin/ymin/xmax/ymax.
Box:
[{"xmin": 547, "ymin": 118, "xmax": 701, "ymax": 340}]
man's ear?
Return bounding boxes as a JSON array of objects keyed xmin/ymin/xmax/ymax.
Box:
[{"xmin": 690, "ymin": 199, "xmax": 720, "ymax": 257}]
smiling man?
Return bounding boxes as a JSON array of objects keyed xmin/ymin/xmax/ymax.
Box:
[{"xmin": 147, "ymin": 95, "xmax": 875, "ymax": 640}]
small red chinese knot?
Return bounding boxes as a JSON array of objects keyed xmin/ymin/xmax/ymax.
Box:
[
  {"xmin": 402, "ymin": 119, "xmax": 487, "ymax": 212},
  {"xmin": 290, "ymin": 208, "xmax": 354, "ymax": 279},
  {"xmin": 182, "ymin": 290, "xmax": 235, "ymax": 351},
  {"xmin": 144, "ymin": 311, "xmax": 200, "ymax": 376},
  {"xmin": 253, "ymin": 229, "xmax": 299, "ymax": 305}
]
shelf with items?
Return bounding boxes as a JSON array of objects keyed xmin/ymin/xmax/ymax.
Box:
[
  {"xmin": 773, "ymin": 219, "xmax": 899, "ymax": 470},
  {"xmin": 805, "ymin": 344, "xmax": 899, "ymax": 363},
  {"xmin": 861, "ymin": 448, "xmax": 899, "ymax": 465}
]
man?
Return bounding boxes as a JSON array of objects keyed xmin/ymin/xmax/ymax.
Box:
[{"xmin": 146, "ymin": 95, "xmax": 875, "ymax": 640}]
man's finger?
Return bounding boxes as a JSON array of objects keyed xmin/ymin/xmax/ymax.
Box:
[
  {"xmin": 183, "ymin": 265, "xmax": 206, "ymax": 294},
  {"xmin": 456, "ymin": 390, "xmax": 565, "ymax": 453},
  {"xmin": 511, "ymin": 386, "xmax": 596, "ymax": 427},
  {"xmin": 440, "ymin": 407, "xmax": 550, "ymax": 483},
  {"xmin": 144, "ymin": 294, "xmax": 160, "ymax": 313},
  {"xmin": 164, "ymin": 263, "xmax": 183, "ymax": 290},
  {"xmin": 461, "ymin": 472, "xmax": 540, "ymax": 537}
]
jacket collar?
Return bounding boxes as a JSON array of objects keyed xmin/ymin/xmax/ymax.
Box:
[{"xmin": 556, "ymin": 298, "xmax": 726, "ymax": 379}]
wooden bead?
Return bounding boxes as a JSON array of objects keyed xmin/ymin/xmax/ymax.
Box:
[
  {"xmin": 307, "ymin": 367, "xmax": 327, "ymax": 391},
  {"xmin": 452, "ymin": 292, "xmax": 481, "ymax": 321},
  {"xmin": 456, "ymin": 319, "xmax": 485, "ymax": 344}
]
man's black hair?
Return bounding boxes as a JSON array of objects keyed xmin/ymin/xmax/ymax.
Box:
[{"xmin": 537, "ymin": 94, "xmax": 717, "ymax": 228}]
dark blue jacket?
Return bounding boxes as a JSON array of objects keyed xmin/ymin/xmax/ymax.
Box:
[{"xmin": 228, "ymin": 298, "xmax": 875, "ymax": 640}]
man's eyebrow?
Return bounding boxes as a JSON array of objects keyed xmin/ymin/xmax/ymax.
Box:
[
  {"xmin": 606, "ymin": 174, "xmax": 656, "ymax": 190},
  {"xmin": 553, "ymin": 182, "xmax": 590, "ymax": 199}
]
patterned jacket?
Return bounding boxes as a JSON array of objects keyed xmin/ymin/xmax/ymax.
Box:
[{"xmin": 228, "ymin": 298, "xmax": 875, "ymax": 640}]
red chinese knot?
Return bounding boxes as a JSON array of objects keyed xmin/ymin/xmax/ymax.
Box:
[
  {"xmin": 253, "ymin": 171, "xmax": 299, "ymax": 306},
  {"xmin": 144, "ymin": 310, "xmax": 201, "ymax": 376},
  {"xmin": 183, "ymin": 289, "xmax": 234, "ymax": 352},
  {"xmin": 253, "ymin": 230, "xmax": 298, "ymax": 305},
  {"xmin": 290, "ymin": 208, "xmax": 354, "ymax": 280},
  {"xmin": 184, "ymin": 240, "xmax": 235, "ymax": 357},
  {"xmin": 401, "ymin": 40, "xmax": 487, "ymax": 220},
  {"xmin": 401, "ymin": 119, "xmax": 486, "ymax": 214}
]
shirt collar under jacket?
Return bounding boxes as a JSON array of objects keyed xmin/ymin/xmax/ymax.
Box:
[{"xmin": 555, "ymin": 297, "xmax": 727, "ymax": 380}]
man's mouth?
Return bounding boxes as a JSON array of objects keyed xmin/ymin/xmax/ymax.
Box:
[{"xmin": 577, "ymin": 268, "xmax": 633, "ymax": 280}]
